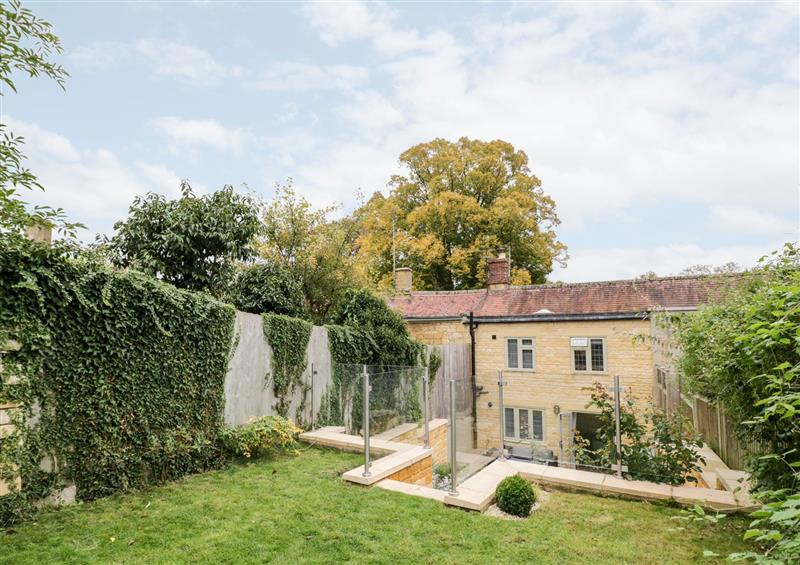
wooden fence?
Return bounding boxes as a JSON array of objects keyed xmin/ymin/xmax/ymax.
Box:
[{"xmin": 428, "ymin": 343, "xmax": 472, "ymax": 419}]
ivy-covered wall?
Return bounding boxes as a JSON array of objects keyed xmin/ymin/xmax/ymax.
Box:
[{"xmin": 0, "ymin": 236, "xmax": 235, "ymax": 524}]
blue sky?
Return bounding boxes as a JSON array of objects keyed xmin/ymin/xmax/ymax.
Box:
[{"xmin": 4, "ymin": 1, "xmax": 798, "ymax": 281}]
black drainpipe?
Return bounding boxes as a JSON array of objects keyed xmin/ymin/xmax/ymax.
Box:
[{"xmin": 468, "ymin": 311, "xmax": 479, "ymax": 447}]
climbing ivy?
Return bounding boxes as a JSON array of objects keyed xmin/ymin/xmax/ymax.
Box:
[
  {"xmin": 0, "ymin": 234, "xmax": 235, "ymax": 525},
  {"xmin": 262, "ymin": 313, "xmax": 312, "ymax": 418}
]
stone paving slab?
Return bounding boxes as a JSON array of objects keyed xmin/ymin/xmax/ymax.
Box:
[
  {"xmin": 375, "ymin": 479, "xmax": 447, "ymax": 502},
  {"xmin": 443, "ymin": 460, "xmax": 516, "ymax": 512},
  {"xmin": 601, "ymin": 475, "xmax": 672, "ymax": 501},
  {"xmin": 299, "ymin": 428, "xmax": 412, "ymax": 456},
  {"xmin": 343, "ymin": 446, "xmax": 430, "ymax": 486}
]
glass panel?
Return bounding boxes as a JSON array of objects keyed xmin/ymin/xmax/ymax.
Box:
[
  {"xmin": 590, "ymin": 339, "xmax": 604, "ymax": 371},
  {"xmin": 450, "ymin": 375, "xmax": 497, "ymax": 488},
  {"xmin": 521, "ymin": 339, "xmax": 533, "ymax": 346},
  {"xmin": 318, "ymin": 363, "xmax": 363, "ymax": 434},
  {"xmin": 522, "ymin": 349, "xmax": 534, "ymax": 369},
  {"xmin": 504, "ymin": 407, "xmax": 515, "ymax": 438},
  {"xmin": 368, "ymin": 365, "xmax": 424, "ymax": 440},
  {"xmin": 531, "ymin": 410, "xmax": 543, "ymax": 441},
  {"xmin": 573, "ymin": 349, "xmax": 587, "ymax": 371},
  {"xmin": 518, "ymin": 409, "xmax": 530, "ymax": 440},
  {"xmin": 507, "ymin": 339, "xmax": 518, "ymax": 368}
]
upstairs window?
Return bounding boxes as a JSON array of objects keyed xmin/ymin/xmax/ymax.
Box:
[
  {"xmin": 506, "ymin": 338, "xmax": 535, "ymax": 370},
  {"xmin": 571, "ymin": 337, "xmax": 606, "ymax": 372}
]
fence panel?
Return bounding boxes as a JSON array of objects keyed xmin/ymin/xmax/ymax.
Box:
[{"xmin": 428, "ymin": 343, "xmax": 471, "ymax": 419}]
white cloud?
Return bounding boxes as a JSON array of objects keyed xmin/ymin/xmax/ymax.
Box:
[
  {"xmin": 152, "ymin": 116, "xmax": 252, "ymax": 156},
  {"xmin": 709, "ymin": 205, "xmax": 798, "ymax": 238},
  {"xmin": 70, "ymin": 40, "xmax": 243, "ymax": 86},
  {"xmin": 250, "ymin": 62, "xmax": 368, "ymax": 92},
  {"xmin": 5, "ymin": 117, "xmax": 183, "ymax": 241},
  {"xmin": 551, "ymin": 242, "xmax": 783, "ymax": 283},
  {"xmin": 293, "ymin": 0, "xmax": 798, "ymax": 238}
]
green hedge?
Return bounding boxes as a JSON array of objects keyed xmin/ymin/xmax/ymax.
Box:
[{"xmin": 0, "ymin": 235, "xmax": 235, "ymax": 523}]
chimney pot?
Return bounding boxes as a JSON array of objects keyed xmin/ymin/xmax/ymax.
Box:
[{"xmin": 394, "ymin": 267, "xmax": 412, "ymax": 293}]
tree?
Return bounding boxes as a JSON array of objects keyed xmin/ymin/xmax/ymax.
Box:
[
  {"xmin": 679, "ymin": 262, "xmax": 741, "ymax": 276},
  {"xmin": 227, "ymin": 263, "xmax": 305, "ymax": 318},
  {"xmin": 0, "ymin": 0, "xmax": 79, "ymax": 236},
  {"xmin": 354, "ymin": 137, "xmax": 567, "ymax": 290},
  {"xmin": 107, "ymin": 182, "xmax": 260, "ymax": 296},
  {"xmin": 257, "ymin": 181, "xmax": 362, "ymax": 323},
  {"xmin": 676, "ymin": 244, "xmax": 799, "ymax": 564}
]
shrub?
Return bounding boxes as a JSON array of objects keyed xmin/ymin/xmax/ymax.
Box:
[
  {"xmin": 495, "ymin": 475, "xmax": 536, "ymax": 517},
  {"xmin": 228, "ymin": 263, "xmax": 305, "ymax": 318},
  {"xmin": 219, "ymin": 416, "xmax": 302, "ymax": 459}
]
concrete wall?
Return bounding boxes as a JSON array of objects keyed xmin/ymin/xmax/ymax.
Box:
[
  {"xmin": 473, "ymin": 319, "xmax": 654, "ymax": 454},
  {"xmin": 223, "ymin": 312, "xmax": 333, "ymax": 428}
]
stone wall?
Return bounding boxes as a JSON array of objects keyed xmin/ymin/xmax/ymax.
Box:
[
  {"xmin": 406, "ymin": 320, "xmax": 470, "ymax": 345},
  {"xmin": 387, "ymin": 454, "xmax": 433, "ymax": 486},
  {"xmin": 473, "ymin": 319, "xmax": 654, "ymax": 454}
]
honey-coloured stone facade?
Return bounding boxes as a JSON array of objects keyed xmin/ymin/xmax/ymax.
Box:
[{"xmin": 473, "ymin": 319, "xmax": 653, "ymax": 453}]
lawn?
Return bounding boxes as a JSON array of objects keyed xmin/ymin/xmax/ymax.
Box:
[{"xmin": 1, "ymin": 447, "xmax": 749, "ymax": 564}]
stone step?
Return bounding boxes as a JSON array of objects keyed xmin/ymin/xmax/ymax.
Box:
[{"xmin": 375, "ymin": 479, "xmax": 447, "ymax": 502}]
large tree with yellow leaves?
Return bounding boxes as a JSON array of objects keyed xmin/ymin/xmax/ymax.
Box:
[{"xmin": 355, "ymin": 138, "xmax": 567, "ymax": 290}]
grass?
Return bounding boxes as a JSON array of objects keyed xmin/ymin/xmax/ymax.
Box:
[{"xmin": 1, "ymin": 447, "xmax": 749, "ymax": 564}]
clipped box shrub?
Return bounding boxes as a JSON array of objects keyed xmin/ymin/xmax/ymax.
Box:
[
  {"xmin": 495, "ymin": 475, "xmax": 536, "ymax": 517},
  {"xmin": 219, "ymin": 416, "xmax": 302, "ymax": 459}
]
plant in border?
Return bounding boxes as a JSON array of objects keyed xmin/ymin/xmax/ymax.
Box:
[
  {"xmin": 495, "ymin": 475, "xmax": 536, "ymax": 518},
  {"xmin": 218, "ymin": 416, "xmax": 302, "ymax": 459}
]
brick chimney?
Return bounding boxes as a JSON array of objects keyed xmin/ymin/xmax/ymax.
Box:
[
  {"xmin": 487, "ymin": 254, "xmax": 510, "ymax": 290},
  {"xmin": 394, "ymin": 267, "xmax": 412, "ymax": 293}
]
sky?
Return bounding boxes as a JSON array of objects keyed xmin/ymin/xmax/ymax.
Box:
[{"xmin": 3, "ymin": 0, "xmax": 799, "ymax": 282}]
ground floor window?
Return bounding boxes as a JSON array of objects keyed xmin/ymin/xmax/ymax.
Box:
[{"xmin": 504, "ymin": 407, "xmax": 544, "ymax": 442}]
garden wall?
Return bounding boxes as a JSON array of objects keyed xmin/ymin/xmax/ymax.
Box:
[{"xmin": 223, "ymin": 312, "xmax": 332, "ymax": 428}]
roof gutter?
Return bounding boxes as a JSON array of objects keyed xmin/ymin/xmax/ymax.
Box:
[{"xmin": 473, "ymin": 312, "xmax": 651, "ymax": 323}]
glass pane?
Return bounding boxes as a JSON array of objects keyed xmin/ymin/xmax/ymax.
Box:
[
  {"xmin": 507, "ymin": 339, "xmax": 518, "ymax": 368},
  {"xmin": 590, "ymin": 339, "xmax": 604, "ymax": 372},
  {"xmin": 574, "ymin": 349, "xmax": 587, "ymax": 371},
  {"xmin": 518, "ymin": 409, "xmax": 530, "ymax": 440},
  {"xmin": 504, "ymin": 407, "xmax": 515, "ymax": 438},
  {"xmin": 531, "ymin": 410, "xmax": 543, "ymax": 441},
  {"xmin": 521, "ymin": 339, "xmax": 533, "ymax": 346},
  {"xmin": 522, "ymin": 349, "xmax": 534, "ymax": 369}
]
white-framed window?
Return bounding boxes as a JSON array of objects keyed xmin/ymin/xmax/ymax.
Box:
[
  {"xmin": 570, "ymin": 337, "xmax": 606, "ymax": 373},
  {"xmin": 506, "ymin": 337, "xmax": 536, "ymax": 370},
  {"xmin": 504, "ymin": 407, "xmax": 545, "ymax": 442}
]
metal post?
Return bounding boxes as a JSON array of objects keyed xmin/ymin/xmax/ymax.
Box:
[
  {"xmin": 497, "ymin": 370, "xmax": 506, "ymax": 458},
  {"xmin": 310, "ymin": 362, "xmax": 315, "ymax": 431},
  {"xmin": 613, "ymin": 375, "xmax": 623, "ymax": 478},
  {"xmin": 448, "ymin": 378, "xmax": 458, "ymax": 496},
  {"xmin": 423, "ymin": 367, "xmax": 430, "ymax": 449},
  {"xmin": 362, "ymin": 364, "xmax": 371, "ymax": 478}
]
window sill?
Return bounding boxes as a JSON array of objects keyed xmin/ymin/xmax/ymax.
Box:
[
  {"xmin": 571, "ymin": 370, "xmax": 608, "ymax": 376},
  {"xmin": 504, "ymin": 368, "xmax": 537, "ymax": 373}
]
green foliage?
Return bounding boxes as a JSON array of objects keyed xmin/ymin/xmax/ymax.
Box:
[
  {"xmin": 329, "ymin": 288, "xmax": 423, "ymax": 366},
  {"xmin": 228, "ymin": 263, "xmax": 305, "ymax": 318},
  {"xmin": 728, "ymin": 492, "xmax": 800, "ymax": 564},
  {"xmin": 107, "ymin": 182, "xmax": 260, "ymax": 296},
  {"xmin": 495, "ymin": 475, "xmax": 536, "ymax": 517},
  {"xmin": 354, "ymin": 137, "xmax": 567, "ymax": 290},
  {"xmin": 218, "ymin": 416, "xmax": 302, "ymax": 459},
  {"xmin": 257, "ymin": 181, "xmax": 362, "ymax": 323},
  {"xmin": 676, "ymin": 244, "xmax": 799, "ymax": 563},
  {"xmin": 0, "ymin": 0, "xmax": 81, "ymax": 237},
  {"xmin": 262, "ymin": 313, "xmax": 313, "ymax": 418},
  {"xmin": 678, "ymin": 243, "xmax": 799, "ymax": 492},
  {"xmin": 0, "ymin": 234, "xmax": 235, "ymax": 525},
  {"xmin": 317, "ymin": 291, "xmax": 425, "ymax": 430},
  {"xmin": 575, "ymin": 383, "xmax": 703, "ymax": 485}
]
